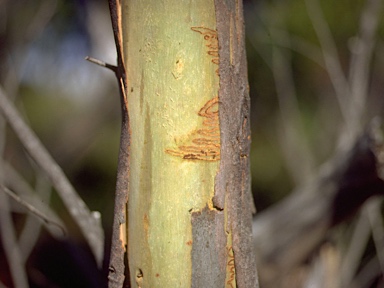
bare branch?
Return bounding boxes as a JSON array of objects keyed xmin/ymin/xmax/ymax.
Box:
[
  {"xmin": 305, "ymin": 0, "xmax": 351, "ymax": 125},
  {"xmin": 1, "ymin": 184, "xmax": 66, "ymax": 237},
  {"xmin": 0, "ymin": 85, "xmax": 104, "ymax": 267},
  {"xmin": 366, "ymin": 199, "xmax": 384, "ymax": 275},
  {"xmin": 271, "ymin": 40, "xmax": 315, "ymax": 184},
  {"xmin": 351, "ymin": 254, "xmax": 382, "ymax": 288},
  {"xmin": 3, "ymin": 161, "xmax": 64, "ymax": 232},
  {"xmin": 254, "ymin": 122, "xmax": 384, "ymax": 286},
  {"xmin": 348, "ymin": 0, "xmax": 383, "ymax": 133},
  {"xmin": 85, "ymin": 56, "xmax": 118, "ymax": 73},
  {"xmin": 0, "ymin": 191, "xmax": 29, "ymax": 288},
  {"xmin": 269, "ymin": 28, "xmax": 325, "ymax": 68},
  {"xmin": 25, "ymin": 0, "xmax": 58, "ymax": 42},
  {"xmin": 18, "ymin": 171, "xmax": 54, "ymax": 262},
  {"xmin": 340, "ymin": 200, "xmax": 373, "ymax": 286}
]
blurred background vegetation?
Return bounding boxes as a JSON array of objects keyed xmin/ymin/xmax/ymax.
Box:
[{"xmin": 1, "ymin": 0, "xmax": 384, "ymax": 287}]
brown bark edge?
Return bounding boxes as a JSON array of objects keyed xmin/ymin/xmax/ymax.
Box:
[
  {"xmin": 107, "ymin": 1, "xmax": 130, "ymax": 288},
  {"xmin": 191, "ymin": 0, "xmax": 259, "ymax": 287},
  {"xmin": 191, "ymin": 207, "xmax": 227, "ymax": 288}
]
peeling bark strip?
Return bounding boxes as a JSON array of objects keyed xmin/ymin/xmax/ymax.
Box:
[
  {"xmin": 191, "ymin": 207, "xmax": 226, "ymax": 288},
  {"xmin": 108, "ymin": 1, "xmax": 130, "ymax": 287},
  {"xmin": 214, "ymin": 0, "xmax": 259, "ymax": 287}
]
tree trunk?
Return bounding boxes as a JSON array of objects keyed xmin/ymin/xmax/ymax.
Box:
[{"xmin": 108, "ymin": 1, "xmax": 258, "ymax": 287}]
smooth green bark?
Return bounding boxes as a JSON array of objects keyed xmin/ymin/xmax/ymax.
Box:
[{"xmin": 122, "ymin": 1, "xmax": 220, "ymax": 286}]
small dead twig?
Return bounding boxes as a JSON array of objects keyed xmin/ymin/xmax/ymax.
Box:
[{"xmin": 85, "ymin": 56, "xmax": 118, "ymax": 73}]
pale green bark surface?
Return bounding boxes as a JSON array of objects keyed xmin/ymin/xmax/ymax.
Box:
[{"xmin": 122, "ymin": 1, "xmax": 220, "ymax": 286}]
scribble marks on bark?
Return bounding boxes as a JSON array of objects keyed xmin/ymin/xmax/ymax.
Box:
[
  {"xmin": 191, "ymin": 27, "xmax": 219, "ymax": 75},
  {"xmin": 226, "ymin": 246, "xmax": 236, "ymax": 288},
  {"xmin": 165, "ymin": 26, "xmax": 220, "ymax": 162},
  {"xmin": 166, "ymin": 97, "xmax": 220, "ymax": 161}
]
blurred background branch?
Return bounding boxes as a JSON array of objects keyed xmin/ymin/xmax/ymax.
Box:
[{"xmin": 247, "ymin": 0, "xmax": 384, "ymax": 287}]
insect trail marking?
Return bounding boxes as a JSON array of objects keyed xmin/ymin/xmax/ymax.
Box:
[
  {"xmin": 226, "ymin": 246, "xmax": 235, "ymax": 288},
  {"xmin": 191, "ymin": 27, "xmax": 219, "ymax": 76},
  {"xmin": 166, "ymin": 97, "xmax": 220, "ymax": 161}
]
